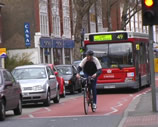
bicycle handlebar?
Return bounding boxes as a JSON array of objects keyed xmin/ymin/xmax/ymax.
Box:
[
  {"xmin": 80, "ymin": 76, "xmax": 94, "ymax": 81},
  {"xmin": 79, "ymin": 76, "xmax": 95, "ymax": 86}
]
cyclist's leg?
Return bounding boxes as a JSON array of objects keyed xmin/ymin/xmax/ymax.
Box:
[
  {"xmin": 92, "ymin": 78, "xmax": 97, "ymax": 105},
  {"xmin": 82, "ymin": 73, "xmax": 88, "ymax": 88}
]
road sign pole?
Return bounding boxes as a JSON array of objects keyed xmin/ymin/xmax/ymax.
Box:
[
  {"xmin": 149, "ymin": 25, "xmax": 157, "ymax": 112},
  {"xmin": 1, "ymin": 58, "xmax": 5, "ymax": 68}
]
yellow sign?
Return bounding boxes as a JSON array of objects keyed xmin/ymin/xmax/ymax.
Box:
[
  {"xmin": 0, "ymin": 48, "xmax": 7, "ymax": 57},
  {"xmin": 136, "ymin": 44, "xmax": 140, "ymax": 50},
  {"xmin": 94, "ymin": 34, "xmax": 112, "ymax": 41}
]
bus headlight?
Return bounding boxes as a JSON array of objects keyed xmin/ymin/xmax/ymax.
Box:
[
  {"xmin": 125, "ymin": 72, "xmax": 134, "ymax": 82},
  {"xmin": 127, "ymin": 72, "xmax": 134, "ymax": 77}
]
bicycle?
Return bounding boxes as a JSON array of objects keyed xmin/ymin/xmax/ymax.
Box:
[{"xmin": 81, "ymin": 76, "xmax": 96, "ymax": 115}]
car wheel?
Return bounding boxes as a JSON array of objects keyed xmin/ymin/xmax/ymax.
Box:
[
  {"xmin": 14, "ymin": 97, "xmax": 22, "ymax": 115},
  {"xmin": 0, "ymin": 99, "xmax": 5, "ymax": 121},
  {"xmin": 44, "ymin": 91, "xmax": 51, "ymax": 106},
  {"xmin": 53, "ymin": 89, "xmax": 60, "ymax": 103},
  {"xmin": 61, "ymin": 85, "xmax": 66, "ymax": 98}
]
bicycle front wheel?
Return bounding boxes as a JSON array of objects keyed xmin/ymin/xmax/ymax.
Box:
[
  {"xmin": 83, "ymin": 87, "xmax": 89, "ymax": 115},
  {"xmin": 89, "ymin": 89, "xmax": 95, "ymax": 112}
]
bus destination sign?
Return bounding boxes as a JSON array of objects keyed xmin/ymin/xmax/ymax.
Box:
[{"xmin": 89, "ymin": 33, "xmax": 128, "ymax": 42}]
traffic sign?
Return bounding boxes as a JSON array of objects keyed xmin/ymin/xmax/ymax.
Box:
[
  {"xmin": 0, "ymin": 48, "xmax": 7, "ymax": 58},
  {"xmin": 24, "ymin": 23, "xmax": 31, "ymax": 47}
]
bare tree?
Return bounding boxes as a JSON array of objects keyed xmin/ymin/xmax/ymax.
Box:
[
  {"xmin": 120, "ymin": 0, "xmax": 141, "ymax": 30},
  {"xmin": 73, "ymin": 0, "xmax": 97, "ymax": 59},
  {"xmin": 105, "ymin": 0, "xmax": 118, "ymax": 31},
  {"xmin": 104, "ymin": 0, "xmax": 141, "ymax": 31},
  {"xmin": 73, "ymin": 0, "xmax": 97, "ymax": 43}
]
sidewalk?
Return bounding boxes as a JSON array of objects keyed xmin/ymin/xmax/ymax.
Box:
[{"xmin": 118, "ymin": 79, "xmax": 158, "ymax": 127}]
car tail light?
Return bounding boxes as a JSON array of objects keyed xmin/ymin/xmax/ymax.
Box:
[{"xmin": 68, "ymin": 80, "xmax": 71, "ymax": 85}]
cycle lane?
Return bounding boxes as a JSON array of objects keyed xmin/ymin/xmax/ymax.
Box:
[{"xmin": 19, "ymin": 87, "xmax": 151, "ymax": 119}]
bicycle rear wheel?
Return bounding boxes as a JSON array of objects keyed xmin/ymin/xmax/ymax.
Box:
[{"xmin": 83, "ymin": 87, "xmax": 89, "ymax": 115}]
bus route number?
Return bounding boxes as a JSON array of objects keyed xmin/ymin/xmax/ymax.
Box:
[{"xmin": 117, "ymin": 34, "xmax": 124, "ymax": 40}]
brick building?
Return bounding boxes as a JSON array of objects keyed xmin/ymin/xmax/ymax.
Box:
[
  {"xmin": 1, "ymin": 0, "xmax": 157, "ymax": 66},
  {"xmin": 0, "ymin": 0, "xmax": 75, "ymax": 64}
]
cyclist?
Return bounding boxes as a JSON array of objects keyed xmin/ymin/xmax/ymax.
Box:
[{"xmin": 76, "ymin": 50, "xmax": 102, "ymax": 110}]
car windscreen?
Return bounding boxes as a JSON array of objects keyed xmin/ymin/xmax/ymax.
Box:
[
  {"xmin": 55, "ymin": 66, "xmax": 72, "ymax": 75},
  {"xmin": 86, "ymin": 42, "xmax": 133, "ymax": 68},
  {"xmin": 73, "ymin": 61, "xmax": 81, "ymax": 68},
  {"xmin": 12, "ymin": 67, "xmax": 47, "ymax": 80}
]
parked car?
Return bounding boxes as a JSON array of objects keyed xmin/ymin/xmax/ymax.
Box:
[
  {"xmin": 48, "ymin": 64, "xmax": 66, "ymax": 97},
  {"xmin": 12, "ymin": 64, "xmax": 60, "ymax": 106},
  {"xmin": 55, "ymin": 65, "xmax": 82, "ymax": 94},
  {"xmin": 0, "ymin": 68, "xmax": 22, "ymax": 121},
  {"xmin": 72, "ymin": 60, "xmax": 84, "ymax": 77}
]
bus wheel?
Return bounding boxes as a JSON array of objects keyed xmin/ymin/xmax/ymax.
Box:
[
  {"xmin": 146, "ymin": 74, "xmax": 151, "ymax": 87},
  {"xmin": 138, "ymin": 74, "xmax": 142, "ymax": 90}
]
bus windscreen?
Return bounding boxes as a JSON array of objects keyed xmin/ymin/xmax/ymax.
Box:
[{"xmin": 86, "ymin": 42, "xmax": 133, "ymax": 68}]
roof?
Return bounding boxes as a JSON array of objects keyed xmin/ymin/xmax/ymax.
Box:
[
  {"xmin": 14, "ymin": 64, "xmax": 48, "ymax": 69},
  {"xmin": 55, "ymin": 64, "xmax": 72, "ymax": 67}
]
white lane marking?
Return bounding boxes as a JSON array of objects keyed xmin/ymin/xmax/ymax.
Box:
[
  {"xmin": 73, "ymin": 118, "xmax": 78, "ymax": 120},
  {"xmin": 50, "ymin": 119, "xmax": 56, "ymax": 122},
  {"xmin": 20, "ymin": 114, "xmax": 105, "ymax": 119},
  {"xmin": 104, "ymin": 88, "xmax": 151, "ymax": 116},
  {"xmin": 29, "ymin": 114, "xmax": 34, "ymax": 118},
  {"xmin": 44, "ymin": 107, "xmax": 51, "ymax": 112},
  {"xmin": 104, "ymin": 96, "xmax": 130, "ymax": 116}
]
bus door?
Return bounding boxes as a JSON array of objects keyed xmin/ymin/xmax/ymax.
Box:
[
  {"xmin": 135, "ymin": 43, "xmax": 141, "ymax": 84},
  {"xmin": 135, "ymin": 42, "xmax": 149, "ymax": 87}
]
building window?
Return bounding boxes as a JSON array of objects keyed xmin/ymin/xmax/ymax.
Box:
[
  {"xmin": 63, "ymin": 17, "xmax": 70, "ymax": 38},
  {"xmin": 63, "ymin": 0, "xmax": 71, "ymax": 38},
  {"xmin": 53, "ymin": 16, "xmax": 60, "ymax": 37},
  {"xmin": 39, "ymin": 0, "xmax": 49, "ymax": 36},
  {"xmin": 52, "ymin": 0, "xmax": 61, "ymax": 37}
]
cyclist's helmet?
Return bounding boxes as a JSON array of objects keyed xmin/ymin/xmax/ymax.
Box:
[{"xmin": 85, "ymin": 50, "xmax": 94, "ymax": 56}]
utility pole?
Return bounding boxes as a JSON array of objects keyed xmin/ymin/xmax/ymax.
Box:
[
  {"xmin": 142, "ymin": 0, "xmax": 158, "ymax": 112},
  {"xmin": 149, "ymin": 26, "xmax": 157, "ymax": 112}
]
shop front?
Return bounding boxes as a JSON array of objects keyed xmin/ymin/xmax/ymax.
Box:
[
  {"xmin": 64, "ymin": 39, "xmax": 74, "ymax": 64},
  {"xmin": 53, "ymin": 39, "xmax": 63, "ymax": 65},
  {"xmin": 40, "ymin": 37, "xmax": 74, "ymax": 65}
]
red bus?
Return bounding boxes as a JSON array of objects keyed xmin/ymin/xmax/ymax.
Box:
[{"xmin": 83, "ymin": 31, "xmax": 150, "ymax": 89}]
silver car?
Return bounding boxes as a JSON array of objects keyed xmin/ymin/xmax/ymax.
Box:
[{"xmin": 12, "ymin": 64, "xmax": 60, "ymax": 106}]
